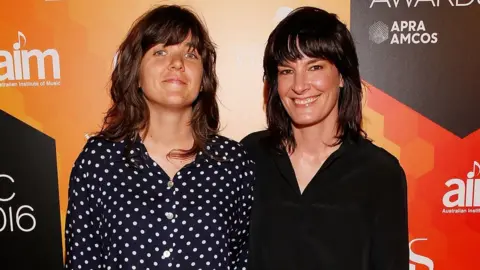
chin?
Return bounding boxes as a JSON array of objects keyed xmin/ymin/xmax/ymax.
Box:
[
  {"xmin": 291, "ymin": 117, "xmax": 322, "ymax": 128},
  {"xmin": 163, "ymin": 94, "xmax": 195, "ymax": 104}
]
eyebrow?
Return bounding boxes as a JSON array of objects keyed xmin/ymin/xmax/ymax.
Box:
[{"xmin": 307, "ymin": 58, "xmax": 326, "ymax": 65}]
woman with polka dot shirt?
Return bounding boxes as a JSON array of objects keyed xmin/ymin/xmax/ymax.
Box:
[{"xmin": 64, "ymin": 5, "xmax": 254, "ymax": 270}]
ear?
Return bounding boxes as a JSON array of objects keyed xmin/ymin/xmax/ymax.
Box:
[{"xmin": 339, "ymin": 75, "xmax": 344, "ymax": 88}]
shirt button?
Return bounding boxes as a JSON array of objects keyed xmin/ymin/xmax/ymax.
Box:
[
  {"xmin": 165, "ymin": 212, "xmax": 174, "ymax": 220},
  {"xmin": 163, "ymin": 250, "xmax": 171, "ymax": 258}
]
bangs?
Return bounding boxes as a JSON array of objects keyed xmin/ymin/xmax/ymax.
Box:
[
  {"xmin": 272, "ymin": 31, "xmax": 340, "ymax": 66},
  {"xmin": 141, "ymin": 8, "xmax": 208, "ymax": 54}
]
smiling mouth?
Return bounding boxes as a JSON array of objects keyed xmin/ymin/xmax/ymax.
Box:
[{"xmin": 293, "ymin": 95, "xmax": 320, "ymax": 105}]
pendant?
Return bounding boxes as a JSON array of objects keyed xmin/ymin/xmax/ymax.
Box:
[{"xmin": 167, "ymin": 181, "xmax": 174, "ymax": 188}]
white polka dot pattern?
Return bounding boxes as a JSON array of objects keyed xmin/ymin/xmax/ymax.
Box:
[{"xmin": 64, "ymin": 135, "xmax": 254, "ymax": 270}]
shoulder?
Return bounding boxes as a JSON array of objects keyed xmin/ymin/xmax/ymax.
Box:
[
  {"xmin": 79, "ymin": 136, "xmax": 122, "ymax": 156},
  {"xmin": 73, "ymin": 136, "xmax": 126, "ymax": 168},
  {"xmin": 206, "ymin": 135, "xmax": 252, "ymax": 163},
  {"xmin": 206, "ymin": 135, "xmax": 255, "ymax": 180},
  {"xmin": 360, "ymin": 139, "xmax": 402, "ymax": 170},
  {"xmin": 354, "ymin": 138, "xmax": 406, "ymax": 185},
  {"xmin": 239, "ymin": 130, "xmax": 270, "ymax": 151}
]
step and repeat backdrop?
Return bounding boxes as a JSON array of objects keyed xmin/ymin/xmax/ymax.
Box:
[{"xmin": 0, "ymin": 0, "xmax": 478, "ymax": 269}]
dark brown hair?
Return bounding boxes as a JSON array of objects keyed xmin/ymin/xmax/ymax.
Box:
[
  {"xmin": 263, "ymin": 6, "xmax": 367, "ymax": 152},
  {"xmin": 99, "ymin": 5, "xmax": 219, "ymax": 159}
]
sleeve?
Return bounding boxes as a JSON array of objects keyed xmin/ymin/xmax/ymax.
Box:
[
  {"xmin": 64, "ymin": 146, "xmax": 104, "ymax": 269},
  {"xmin": 371, "ymin": 160, "xmax": 409, "ymax": 270},
  {"xmin": 230, "ymin": 152, "xmax": 255, "ymax": 270}
]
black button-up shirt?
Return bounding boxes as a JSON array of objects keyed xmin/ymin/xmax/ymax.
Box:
[
  {"xmin": 241, "ymin": 131, "xmax": 409, "ymax": 270},
  {"xmin": 64, "ymin": 135, "xmax": 254, "ymax": 270}
]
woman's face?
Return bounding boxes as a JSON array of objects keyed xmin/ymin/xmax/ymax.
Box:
[
  {"xmin": 277, "ymin": 55, "xmax": 343, "ymax": 128},
  {"xmin": 139, "ymin": 34, "xmax": 204, "ymax": 110}
]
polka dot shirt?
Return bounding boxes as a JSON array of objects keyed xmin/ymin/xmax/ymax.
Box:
[{"xmin": 64, "ymin": 135, "xmax": 255, "ymax": 270}]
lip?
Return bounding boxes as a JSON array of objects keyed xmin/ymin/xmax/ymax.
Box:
[
  {"xmin": 163, "ymin": 77, "xmax": 187, "ymax": 85},
  {"xmin": 292, "ymin": 95, "xmax": 321, "ymax": 106}
]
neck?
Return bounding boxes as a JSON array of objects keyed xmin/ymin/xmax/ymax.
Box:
[{"xmin": 142, "ymin": 105, "xmax": 194, "ymax": 151}]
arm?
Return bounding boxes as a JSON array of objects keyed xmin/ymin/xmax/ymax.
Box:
[
  {"xmin": 371, "ymin": 161, "xmax": 409, "ymax": 270},
  {"xmin": 230, "ymin": 156, "xmax": 255, "ymax": 270},
  {"xmin": 64, "ymin": 147, "xmax": 104, "ymax": 269}
]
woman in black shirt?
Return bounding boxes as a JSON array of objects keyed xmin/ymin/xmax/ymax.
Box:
[
  {"xmin": 64, "ymin": 5, "xmax": 254, "ymax": 270},
  {"xmin": 242, "ymin": 6, "xmax": 409, "ymax": 270}
]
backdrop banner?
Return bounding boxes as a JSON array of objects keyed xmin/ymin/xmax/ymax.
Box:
[{"xmin": 0, "ymin": 0, "xmax": 478, "ymax": 269}]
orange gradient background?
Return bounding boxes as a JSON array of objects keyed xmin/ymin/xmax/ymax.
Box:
[{"xmin": 0, "ymin": 0, "xmax": 478, "ymax": 269}]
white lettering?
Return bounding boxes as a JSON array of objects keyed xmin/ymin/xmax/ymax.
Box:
[
  {"xmin": 370, "ymin": 0, "xmax": 480, "ymax": 7},
  {"xmin": 388, "ymin": 20, "xmax": 437, "ymax": 44},
  {"xmin": 370, "ymin": 0, "xmax": 392, "ymax": 8},
  {"xmin": 21, "ymin": 49, "xmax": 60, "ymax": 80},
  {"xmin": 415, "ymin": 0, "xmax": 437, "ymax": 7},
  {"xmin": 0, "ymin": 208, "xmax": 6, "ymax": 231},
  {"xmin": 456, "ymin": 0, "xmax": 475, "ymax": 6},
  {"xmin": 475, "ymin": 179, "xmax": 480, "ymax": 206},
  {"xmin": 420, "ymin": 33, "xmax": 431, "ymax": 43},
  {"xmin": 0, "ymin": 31, "xmax": 61, "ymax": 82},
  {"xmin": 443, "ymin": 161, "xmax": 480, "ymax": 208},
  {"xmin": 390, "ymin": 33, "xmax": 438, "ymax": 44},
  {"xmin": 0, "ymin": 51, "xmax": 14, "ymax": 81},
  {"xmin": 16, "ymin": 206, "xmax": 36, "ymax": 232},
  {"xmin": 411, "ymin": 33, "xmax": 421, "ymax": 44},
  {"xmin": 391, "ymin": 34, "xmax": 400, "ymax": 44},
  {"xmin": 13, "ymin": 49, "xmax": 22, "ymax": 80},
  {"xmin": 0, "ymin": 174, "xmax": 37, "ymax": 232},
  {"xmin": 409, "ymin": 238, "xmax": 434, "ymax": 270},
  {"xmin": 443, "ymin": 178, "xmax": 480, "ymax": 207},
  {"xmin": 0, "ymin": 206, "xmax": 37, "ymax": 232},
  {"xmin": 466, "ymin": 178, "xmax": 475, "ymax": 206},
  {"xmin": 392, "ymin": 21, "xmax": 400, "ymax": 31},
  {"xmin": 0, "ymin": 174, "xmax": 15, "ymax": 202},
  {"xmin": 443, "ymin": 178, "xmax": 466, "ymax": 207},
  {"xmin": 417, "ymin": 21, "xmax": 426, "ymax": 31},
  {"xmin": 391, "ymin": 21, "xmax": 426, "ymax": 32},
  {"xmin": 401, "ymin": 33, "xmax": 412, "ymax": 43}
]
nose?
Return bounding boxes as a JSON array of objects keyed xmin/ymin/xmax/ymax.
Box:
[
  {"xmin": 168, "ymin": 53, "xmax": 185, "ymax": 71},
  {"xmin": 291, "ymin": 71, "xmax": 309, "ymax": 94}
]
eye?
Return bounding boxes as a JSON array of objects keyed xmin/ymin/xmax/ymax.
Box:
[
  {"xmin": 278, "ymin": 69, "xmax": 293, "ymax": 75},
  {"xmin": 185, "ymin": 52, "xmax": 199, "ymax": 59},
  {"xmin": 309, "ymin": 65, "xmax": 323, "ymax": 71},
  {"xmin": 153, "ymin": 50, "xmax": 167, "ymax": 56}
]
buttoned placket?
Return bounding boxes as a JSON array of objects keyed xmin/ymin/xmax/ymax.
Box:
[{"xmin": 141, "ymin": 148, "xmax": 201, "ymax": 265}]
